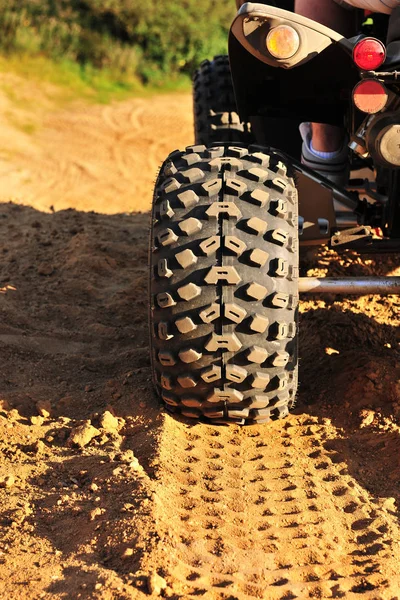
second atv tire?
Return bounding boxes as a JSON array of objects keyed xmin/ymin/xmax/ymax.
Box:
[
  {"xmin": 150, "ymin": 144, "xmax": 299, "ymax": 425},
  {"xmin": 193, "ymin": 56, "xmax": 253, "ymax": 147}
]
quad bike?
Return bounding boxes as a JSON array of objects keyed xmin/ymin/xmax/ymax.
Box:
[{"xmin": 149, "ymin": 2, "xmax": 400, "ymax": 425}]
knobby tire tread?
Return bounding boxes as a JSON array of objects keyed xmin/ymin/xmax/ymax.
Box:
[
  {"xmin": 150, "ymin": 144, "xmax": 299, "ymax": 425},
  {"xmin": 193, "ymin": 56, "xmax": 253, "ymax": 147}
]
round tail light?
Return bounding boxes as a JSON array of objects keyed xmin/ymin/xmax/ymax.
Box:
[
  {"xmin": 353, "ymin": 38, "xmax": 386, "ymax": 70},
  {"xmin": 266, "ymin": 25, "xmax": 300, "ymax": 60},
  {"xmin": 353, "ymin": 79, "xmax": 388, "ymax": 114}
]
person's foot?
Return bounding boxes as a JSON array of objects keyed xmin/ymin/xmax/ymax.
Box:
[{"xmin": 300, "ymin": 122, "xmax": 349, "ymax": 187}]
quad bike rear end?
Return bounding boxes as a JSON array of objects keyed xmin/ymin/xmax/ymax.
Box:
[{"xmin": 149, "ymin": 2, "xmax": 400, "ymax": 425}]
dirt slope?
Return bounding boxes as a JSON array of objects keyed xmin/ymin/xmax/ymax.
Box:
[
  {"xmin": 0, "ymin": 73, "xmax": 193, "ymax": 214},
  {"xmin": 0, "ymin": 75, "xmax": 400, "ymax": 600}
]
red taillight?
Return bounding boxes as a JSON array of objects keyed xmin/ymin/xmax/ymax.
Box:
[
  {"xmin": 353, "ymin": 38, "xmax": 386, "ymax": 70},
  {"xmin": 353, "ymin": 79, "xmax": 388, "ymax": 114}
]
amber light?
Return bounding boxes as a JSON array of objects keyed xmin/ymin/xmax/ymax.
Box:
[
  {"xmin": 266, "ymin": 25, "xmax": 300, "ymax": 60},
  {"xmin": 353, "ymin": 38, "xmax": 386, "ymax": 70},
  {"xmin": 353, "ymin": 79, "xmax": 388, "ymax": 114}
]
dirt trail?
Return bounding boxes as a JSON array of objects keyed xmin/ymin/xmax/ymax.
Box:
[
  {"xmin": 0, "ymin": 74, "xmax": 193, "ymax": 213},
  {"xmin": 0, "ymin": 74, "xmax": 400, "ymax": 600}
]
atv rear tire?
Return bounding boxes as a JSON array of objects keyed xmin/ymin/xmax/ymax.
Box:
[
  {"xmin": 193, "ymin": 56, "xmax": 253, "ymax": 147},
  {"xmin": 150, "ymin": 144, "xmax": 299, "ymax": 425}
]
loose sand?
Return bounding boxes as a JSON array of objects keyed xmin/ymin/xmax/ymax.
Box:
[{"xmin": 0, "ymin": 73, "xmax": 400, "ymax": 600}]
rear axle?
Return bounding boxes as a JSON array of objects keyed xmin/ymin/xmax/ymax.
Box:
[{"xmin": 299, "ymin": 277, "xmax": 400, "ymax": 294}]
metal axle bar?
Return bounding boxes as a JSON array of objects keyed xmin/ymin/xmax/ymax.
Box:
[{"xmin": 299, "ymin": 277, "xmax": 400, "ymax": 295}]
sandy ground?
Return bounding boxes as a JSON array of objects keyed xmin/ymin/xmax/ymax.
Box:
[
  {"xmin": 0, "ymin": 73, "xmax": 193, "ymax": 213},
  {"xmin": 1, "ymin": 73, "xmax": 400, "ymax": 600}
]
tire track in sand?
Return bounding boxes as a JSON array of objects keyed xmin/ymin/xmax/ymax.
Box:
[
  {"xmin": 145, "ymin": 414, "xmax": 400, "ymax": 599},
  {"xmin": 0, "ymin": 89, "xmax": 193, "ymax": 214}
]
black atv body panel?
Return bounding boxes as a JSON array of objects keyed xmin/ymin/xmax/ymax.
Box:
[{"xmin": 229, "ymin": 3, "xmax": 360, "ymax": 156}]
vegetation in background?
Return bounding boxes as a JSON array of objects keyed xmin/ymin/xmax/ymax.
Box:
[{"xmin": 0, "ymin": 0, "xmax": 234, "ymax": 95}]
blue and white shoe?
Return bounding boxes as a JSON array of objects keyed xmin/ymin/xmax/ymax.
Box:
[{"xmin": 300, "ymin": 122, "xmax": 350, "ymax": 188}]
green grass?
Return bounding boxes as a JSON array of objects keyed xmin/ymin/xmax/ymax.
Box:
[
  {"xmin": 0, "ymin": 0, "xmax": 233, "ymax": 100},
  {"xmin": 0, "ymin": 53, "xmax": 192, "ymax": 105},
  {"xmin": 0, "ymin": 0, "xmax": 233, "ymax": 105}
]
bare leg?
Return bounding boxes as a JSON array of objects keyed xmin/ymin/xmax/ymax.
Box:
[
  {"xmin": 311, "ymin": 124, "xmax": 343, "ymax": 153},
  {"xmin": 295, "ymin": 0, "xmax": 354, "ymax": 36},
  {"xmin": 295, "ymin": 0, "xmax": 354, "ymax": 152}
]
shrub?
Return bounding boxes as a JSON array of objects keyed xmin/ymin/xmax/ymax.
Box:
[{"xmin": 0, "ymin": 0, "xmax": 235, "ymax": 84}]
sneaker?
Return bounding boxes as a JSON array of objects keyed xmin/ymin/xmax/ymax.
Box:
[{"xmin": 300, "ymin": 122, "xmax": 349, "ymax": 188}]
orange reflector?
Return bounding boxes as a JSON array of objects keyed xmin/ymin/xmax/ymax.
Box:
[
  {"xmin": 353, "ymin": 79, "xmax": 388, "ymax": 114},
  {"xmin": 266, "ymin": 25, "xmax": 300, "ymax": 60}
]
